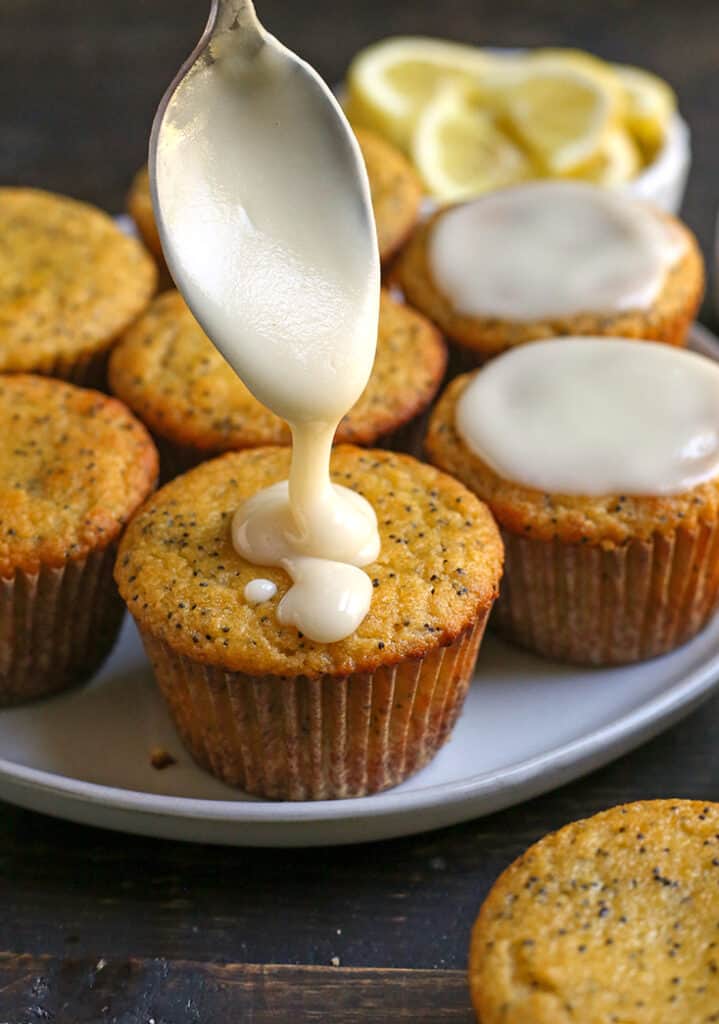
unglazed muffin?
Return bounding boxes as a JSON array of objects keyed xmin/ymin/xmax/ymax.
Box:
[
  {"xmin": 115, "ymin": 446, "xmax": 503, "ymax": 799},
  {"xmin": 127, "ymin": 166, "xmax": 162, "ymax": 261},
  {"xmin": 127, "ymin": 127, "xmax": 422, "ymax": 272},
  {"xmin": 354, "ymin": 127, "xmax": 423, "ymax": 265},
  {"xmin": 109, "ymin": 288, "xmax": 446, "ymax": 476},
  {"xmin": 469, "ymin": 800, "xmax": 719, "ymax": 1024},
  {"xmin": 0, "ymin": 188, "xmax": 157, "ymax": 386},
  {"xmin": 0, "ymin": 375, "xmax": 157, "ymax": 704},
  {"xmin": 394, "ymin": 184, "xmax": 704, "ymax": 368},
  {"xmin": 427, "ymin": 345, "xmax": 719, "ymax": 666}
]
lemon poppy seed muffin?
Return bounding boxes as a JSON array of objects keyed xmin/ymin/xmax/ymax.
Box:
[
  {"xmin": 354, "ymin": 127, "xmax": 423, "ymax": 265},
  {"xmin": 470, "ymin": 800, "xmax": 719, "ymax": 1024},
  {"xmin": 0, "ymin": 375, "xmax": 157, "ymax": 704},
  {"xmin": 427, "ymin": 342, "xmax": 719, "ymax": 666},
  {"xmin": 109, "ymin": 288, "xmax": 446, "ymax": 477},
  {"xmin": 127, "ymin": 166, "xmax": 163, "ymax": 260},
  {"xmin": 395, "ymin": 183, "xmax": 704, "ymax": 368},
  {"xmin": 127, "ymin": 127, "xmax": 422, "ymax": 274},
  {"xmin": 0, "ymin": 188, "xmax": 157, "ymax": 386},
  {"xmin": 115, "ymin": 445, "xmax": 503, "ymax": 799}
]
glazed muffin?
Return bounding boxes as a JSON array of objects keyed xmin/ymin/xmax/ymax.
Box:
[
  {"xmin": 127, "ymin": 128, "xmax": 421, "ymax": 272},
  {"xmin": 0, "ymin": 375, "xmax": 157, "ymax": 704},
  {"xmin": 115, "ymin": 446, "xmax": 503, "ymax": 799},
  {"xmin": 427, "ymin": 339, "xmax": 719, "ymax": 665},
  {"xmin": 395, "ymin": 181, "xmax": 704, "ymax": 368},
  {"xmin": 109, "ymin": 288, "xmax": 446, "ymax": 477},
  {"xmin": 469, "ymin": 800, "xmax": 719, "ymax": 1024},
  {"xmin": 0, "ymin": 188, "xmax": 157, "ymax": 386}
]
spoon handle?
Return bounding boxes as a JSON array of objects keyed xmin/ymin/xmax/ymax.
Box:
[{"xmin": 211, "ymin": 0, "xmax": 263, "ymax": 41}]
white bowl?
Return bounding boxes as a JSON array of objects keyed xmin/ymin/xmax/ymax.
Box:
[{"xmin": 623, "ymin": 113, "xmax": 691, "ymax": 213}]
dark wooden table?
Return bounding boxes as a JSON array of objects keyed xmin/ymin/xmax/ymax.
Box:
[{"xmin": 1, "ymin": 1, "xmax": 718, "ymax": 1019}]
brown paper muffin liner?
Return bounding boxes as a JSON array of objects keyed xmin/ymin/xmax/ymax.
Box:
[
  {"xmin": 14, "ymin": 345, "xmax": 112, "ymax": 391},
  {"xmin": 445, "ymin": 309, "xmax": 694, "ymax": 379},
  {"xmin": 0, "ymin": 545, "xmax": 125, "ymax": 705},
  {"xmin": 493, "ymin": 520, "xmax": 719, "ymax": 666},
  {"xmin": 138, "ymin": 609, "xmax": 490, "ymax": 800}
]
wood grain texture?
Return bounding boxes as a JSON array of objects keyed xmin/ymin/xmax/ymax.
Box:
[
  {"xmin": 0, "ymin": 956, "xmax": 474, "ymax": 1022},
  {"xmin": 0, "ymin": 1, "xmax": 718, "ymax": 1015}
]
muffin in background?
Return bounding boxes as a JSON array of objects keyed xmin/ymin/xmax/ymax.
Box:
[
  {"xmin": 127, "ymin": 166, "xmax": 163, "ymax": 261},
  {"xmin": 395, "ymin": 182, "xmax": 704, "ymax": 369},
  {"xmin": 0, "ymin": 375, "xmax": 157, "ymax": 704},
  {"xmin": 115, "ymin": 446, "xmax": 503, "ymax": 800},
  {"xmin": 127, "ymin": 127, "xmax": 422, "ymax": 275},
  {"xmin": 0, "ymin": 188, "xmax": 157, "ymax": 387},
  {"xmin": 354, "ymin": 127, "xmax": 423, "ymax": 266},
  {"xmin": 427, "ymin": 341, "xmax": 719, "ymax": 666},
  {"xmin": 470, "ymin": 800, "xmax": 719, "ymax": 1024},
  {"xmin": 109, "ymin": 288, "xmax": 446, "ymax": 477}
]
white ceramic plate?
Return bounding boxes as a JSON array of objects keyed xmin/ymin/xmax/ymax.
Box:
[{"xmin": 1, "ymin": 325, "xmax": 716, "ymax": 848}]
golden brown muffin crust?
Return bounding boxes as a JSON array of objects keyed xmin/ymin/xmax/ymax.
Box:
[
  {"xmin": 127, "ymin": 166, "xmax": 163, "ymax": 259},
  {"xmin": 0, "ymin": 188, "xmax": 157, "ymax": 372},
  {"xmin": 395, "ymin": 206, "xmax": 704, "ymax": 359},
  {"xmin": 115, "ymin": 445, "xmax": 503, "ymax": 677},
  {"xmin": 427, "ymin": 372, "xmax": 719, "ymax": 546},
  {"xmin": 470, "ymin": 800, "xmax": 719, "ymax": 1024},
  {"xmin": 0, "ymin": 375, "xmax": 158, "ymax": 577},
  {"xmin": 354, "ymin": 128, "xmax": 423, "ymax": 265},
  {"xmin": 109, "ymin": 288, "xmax": 446, "ymax": 453}
]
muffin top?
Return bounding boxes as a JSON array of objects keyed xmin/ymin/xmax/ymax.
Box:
[
  {"xmin": 427, "ymin": 371, "xmax": 719, "ymax": 546},
  {"xmin": 115, "ymin": 445, "xmax": 503, "ymax": 677},
  {"xmin": 354, "ymin": 128, "xmax": 423, "ymax": 265},
  {"xmin": 127, "ymin": 166, "xmax": 163, "ymax": 259},
  {"xmin": 109, "ymin": 288, "xmax": 446, "ymax": 452},
  {"xmin": 0, "ymin": 375, "xmax": 158, "ymax": 577},
  {"xmin": 470, "ymin": 800, "xmax": 719, "ymax": 1024},
  {"xmin": 395, "ymin": 201, "xmax": 703, "ymax": 358},
  {"xmin": 0, "ymin": 188, "xmax": 157, "ymax": 372}
]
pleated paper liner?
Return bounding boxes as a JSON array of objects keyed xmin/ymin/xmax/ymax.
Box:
[
  {"xmin": 494, "ymin": 518, "xmax": 719, "ymax": 666},
  {"xmin": 0, "ymin": 544, "xmax": 124, "ymax": 706},
  {"xmin": 445, "ymin": 314, "xmax": 694, "ymax": 381},
  {"xmin": 12, "ymin": 345, "xmax": 112, "ymax": 391},
  {"xmin": 139, "ymin": 608, "xmax": 491, "ymax": 800}
]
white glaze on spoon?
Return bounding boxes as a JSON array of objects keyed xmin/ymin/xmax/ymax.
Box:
[
  {"xmin": 429, "ymin": 182, "xmax": 683, "ymax": 321},
  {"xmin": 456, "ymin": 338, "xmax": 719, "ymax": 496},
  {"xmin": 153, "ymin": 5, "xmax": 381, "ymax": 642}
]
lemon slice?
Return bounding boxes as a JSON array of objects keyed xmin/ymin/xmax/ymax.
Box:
[
  {"xmin": 346, "ymin": 36, "xmax": 500, "ymax": 150},
  {"xmin": 500, "ymin": 63, "xmax": 618, "ymax": 175},
  {"xmin": 615, "ymin": 64, "xmax": 677, "ymax": 151},
  {"xmin": 412, "ymin": 86, "xmax": 532, "ymax": 202},
  {"xmin": 580, "ymin": 127, "xmax": 642, "ymax": 186}
]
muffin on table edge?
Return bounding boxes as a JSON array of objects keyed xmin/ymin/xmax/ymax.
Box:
[
  {"xmin": 427, "ymin": 370, "xmax": 719, "ymax": 666},
  {"xmin": 0, "ymin": 188, "xmax": 157, "ymax": 387},
  {"xmin": 109, "ymin": 288, "xmax": 447, "ymax": 478},
  {"xmin": 115, "ymin": 445, "xmax": 503, "ymax": 800},
  {"xmin": 469, "ymin": 800, "xmax": 719, "ymax": 1024},
  {"xmin": 0, "ymin": 375, "xmax": 158, "ymax": 704},
  {"xmin": 394, "ymin": 200, "xmax": 704, "ymax": 369},
  {"xmin": 126, "ymin": 126, "xmax": 422, "ymax": 275}
]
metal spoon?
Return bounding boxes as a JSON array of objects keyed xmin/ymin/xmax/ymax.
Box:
[{"xmin": 147, "ymin": 0, "xmax": 379, "ymax": 378}]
